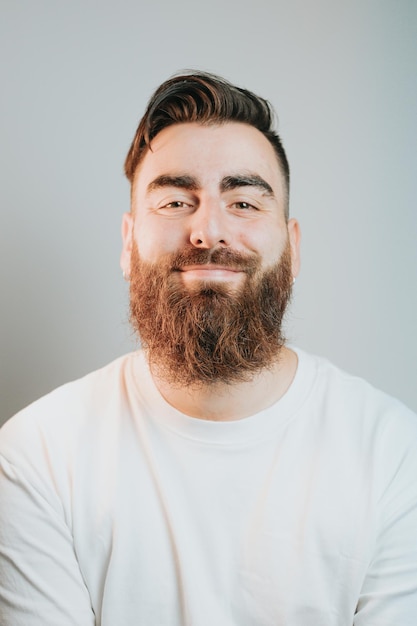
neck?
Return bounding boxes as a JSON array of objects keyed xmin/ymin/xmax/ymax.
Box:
[{"xmin": 149, "ymin": 347, "xmax": 298, "ymax": 421}]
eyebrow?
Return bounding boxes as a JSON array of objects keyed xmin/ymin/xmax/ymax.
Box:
[
  {"xmin": 220, "ymin": 174, "xmax": 274, "ymax": 197},
  {"xmin": 146, "ymin": 172, "xmax": 275, "ymax": 197},
  {"xmin": 147, "ymin": 175, "xmax": 199, "ymax": 194}
]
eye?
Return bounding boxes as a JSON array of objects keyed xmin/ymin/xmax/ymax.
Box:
[
  {"xmin": 154, "ymin": 198, "xmax": 195, "ymax": 216},
  {"xmin": 163, "ymin": 200, "xmax": 190, "ymax": 209},
  {"xmin": 232, "ymin": 201, "xmax": 258, "ymax": 211}
]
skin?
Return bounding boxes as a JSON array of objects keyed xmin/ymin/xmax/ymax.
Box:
[{"xmin": 120, "ymin": 122, "xmax": 301, "ymax": 420}]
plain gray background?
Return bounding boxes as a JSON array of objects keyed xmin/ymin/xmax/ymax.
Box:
[{"xmin": 1, "ymin": 0, "xmax": 416, "ymax": 425}]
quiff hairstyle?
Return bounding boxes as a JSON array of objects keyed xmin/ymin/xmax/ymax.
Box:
[{"xmin": 124, "ymin": 71, "xmax": 290, "ymax": 217}]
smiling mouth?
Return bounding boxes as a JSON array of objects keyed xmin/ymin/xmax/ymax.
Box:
[{"xmin": 179, "ymin": 265, "xmax": 243, "ymax": 281}]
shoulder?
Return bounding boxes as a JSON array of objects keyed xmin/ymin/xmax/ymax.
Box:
[
  {"xmin": 296, "ymin": 346, "xmax": 415, "ymax": 414},
  {"xmin": 0, "ymin": 351, "xmax": 143, "ymax": 466},
  {"xmin": 293, "ymin": 346, "xmax": 417, "ymax": 449},
  {"xmin": 295, "ymin": 346, "xmax": 417, "ymax": 477}
]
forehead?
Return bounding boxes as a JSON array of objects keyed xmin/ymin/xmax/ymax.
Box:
[{"xmin": 133, "ymin": 122, "xmax": 285, "ymax": 196}]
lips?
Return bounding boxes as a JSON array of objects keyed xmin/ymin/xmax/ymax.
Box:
[
  {"xmin": 169, "ymin": 248, "xmax": 260, "ymax": 276},
  {"xmin": 179, "ymin": 265, "xmax": 243, "ymax": 281},
  {"xmin": 179, "ymin": 264, "xmax": 241, "ymax": 273}
]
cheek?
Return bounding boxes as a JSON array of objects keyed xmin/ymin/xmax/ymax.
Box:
[
  {"xmin": 241, "ymin": 224, "xmax": 286, "ymax": 266},
  {"xmin": 133, "ymin": 220, "xmax": 185, "ymax": 262}
]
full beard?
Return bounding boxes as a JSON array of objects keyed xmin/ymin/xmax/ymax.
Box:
[{"xmin": 129, "ymin": 243, "xmax": 293, "ymax": 388}]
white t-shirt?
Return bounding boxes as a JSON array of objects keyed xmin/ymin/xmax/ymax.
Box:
[{"xmin": 0, "ymin": 348, "xmax": 416, "ymax": 625}]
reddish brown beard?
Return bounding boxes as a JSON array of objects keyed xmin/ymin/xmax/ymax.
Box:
[{"xmin": 129, "ymin": 243, "xmax": 293, "ymax": 387}]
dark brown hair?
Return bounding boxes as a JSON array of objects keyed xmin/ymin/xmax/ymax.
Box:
[{"xmin": 124, "ymin": 70, "xmax": 290, "ymax": 212}]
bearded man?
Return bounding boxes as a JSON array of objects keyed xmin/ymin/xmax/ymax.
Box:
[{"xmin": 0, "ymin": 72, "xmax": 416, "ymax": 626}]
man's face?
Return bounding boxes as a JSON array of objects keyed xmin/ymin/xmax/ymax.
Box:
[
  {"xmin": 121, "ymin": 122, "xmax": 300, "ymax": 288},
  {"xmin": 120, "ymin": 121, "xmax": 300, "ymax": 386}
]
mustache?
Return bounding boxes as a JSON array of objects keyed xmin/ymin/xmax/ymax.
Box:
[{"xmin": 168, "ymin": 247, "xmax": 260, "ymax": 274}]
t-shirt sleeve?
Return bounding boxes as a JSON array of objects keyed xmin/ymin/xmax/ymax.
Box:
[
  {"xmin": 0, "ymin": 453, "xmax": 95, "ymax": 626},
  {"xmin": 353, "ymin": 406, "xmax": 417, "ymax": 625}
]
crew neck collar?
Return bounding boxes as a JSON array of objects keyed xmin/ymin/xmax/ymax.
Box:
[{"xmin": 128, "ymin": 346, "xmax": 319, "ymax": 446}]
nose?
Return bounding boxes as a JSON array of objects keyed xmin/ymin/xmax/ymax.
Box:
[{"xmin": 189, "ymin": 201, "xmax": 231, "ymax": 249}]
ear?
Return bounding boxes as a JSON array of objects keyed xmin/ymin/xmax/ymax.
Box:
[
  {"xmin": 287, "ymin": 218, "xmax": 301, "ymax": 279},
  {"xmin": 120, "ymin": 212, "xmax": 134, "ymax": 277}
]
